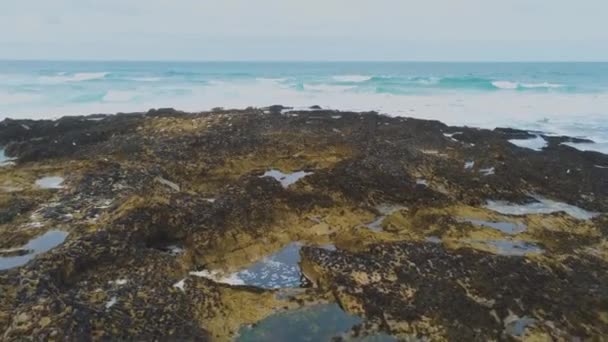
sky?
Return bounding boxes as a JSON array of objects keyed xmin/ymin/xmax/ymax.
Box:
[{"xmin": 1, "ymin": 0, "xmax": 607, "ymax": 61}]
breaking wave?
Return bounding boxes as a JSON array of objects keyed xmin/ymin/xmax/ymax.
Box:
[
  {"xmin": 492, "ymin": 80, "xmax": 564, "ymax": 90},
  {"xmin": 1, "ymin": 61, "xmax": 606, "ymax": 154},
  {"xmin": 332, "ymin": 75, "xmax": 373, "ymax": 83},
  {"xmin": 38, "ymin": 72, "xmax": 109, "ymax": 84}
]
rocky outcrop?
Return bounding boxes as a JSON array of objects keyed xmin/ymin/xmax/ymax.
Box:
[{"xmin": 0, "ymin": 108, "xmax": 606, "ymax": 340}]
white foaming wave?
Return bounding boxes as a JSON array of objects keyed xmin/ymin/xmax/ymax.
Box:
[
  {"xmin": 0, "ymin": 91, "xmax": 42, "ymax": 105},
  {"xmin": 562, "ymin": 142, "xmax": 608, "ymax": 154},
  {"xmin": 332, "ymin": 75, "xmax": 372, "ymax": 83},
  {"xmin": 492, "ymin": 81, "xmax": 519, "ymax": 90},
  {"xmin": 0, "ymin": 74, "xmax": 27, "ymax": 83},
  {"xmin": 510, "ymin": 114, "xmax": 608, "ymax": 154},
  {"xmin": 70, "ymin": 72, "xmax": 109, "ymax": 82},
  {"xmin": 492, "ymin": 80, "xmax": 564, "ymax": 90},
  {"xmin": 256, "ymin": 77, "xmax": 288, "ymax": 83},
  {"xmin": 207, "ymin": 80, "xmax": 227, "ymax": 86},
  {"xmin": 102, "ymin": 90, "xmax": 139, "ymax": 102},
  {"xmin": 508, "ymin": 135, "xmax": 548, "ymax": 151},
  {"xmin": 1, "ymin": 83, "xmax": 604, "ymax": 125},
  {"xmin": 38, "ymin": 72, "xmax": 109, "ymax": 84},
  {"xmin": 304, "ymin": 84, "xmax": 356, "ymax": 92},
  {"xmin": 415, "ymin": 76, "xmax": 441, "ymax": 85},
  {"xmin": 126, "ymin": 77, "xmax": 162, "ymax": 82},
  {"xmin": 3, "ymin": 79, "xmax": 608, "ymax": 155},
  {"xmin": 521, "ymin": 82, "xmax": 564, "ymax": 89}
]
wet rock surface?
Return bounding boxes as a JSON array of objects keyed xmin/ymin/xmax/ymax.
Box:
[
  {"xmin": 0, "ymin": 108, "xmax": 607, "ymax": 341},
  {"xmin": 301, "ymin": 242, "xmax": 608, "ymax": 340}
]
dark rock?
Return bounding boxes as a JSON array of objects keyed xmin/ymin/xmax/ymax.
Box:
[{"xmin": 0, "ymin": 108, "xmax": 606, "ymax": 340}]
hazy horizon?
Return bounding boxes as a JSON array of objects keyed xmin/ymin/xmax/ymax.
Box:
[
  {"xmin": 1, "ymin": 1, "xmax": 607, "ymax": 61},
  {"xmin": 2, "ymin": 59, "xmax": 608, "ymax": 63}
]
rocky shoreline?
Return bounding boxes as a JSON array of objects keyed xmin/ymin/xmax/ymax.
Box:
[{"xmin": 0, "ymin": 107, "xmax": 607, "ymax": 341}]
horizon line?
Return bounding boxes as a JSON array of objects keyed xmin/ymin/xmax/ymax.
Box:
[{"xmin": 1, "ymin": 59, "xmax": 608, "ymax": 63}]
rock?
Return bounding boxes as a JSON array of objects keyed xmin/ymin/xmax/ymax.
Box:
[
  {"xmin": 301, "ymin": 242, "xmax": 608, "ymax": 340},
  {"xmin": 0, "ymin": 108, "xmax": 606, "ymax": 340},
  {"xmin": 265, "ymin": 105, "xmax": 292, "ymax": 114},
  {"xmin": 146, "ymin": 108, "xmax": 187, "ymax": 117}
]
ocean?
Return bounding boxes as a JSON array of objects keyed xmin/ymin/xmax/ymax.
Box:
[{"xmin": 1, "ymin": 61, "xmax": 607, "ymax": 153}]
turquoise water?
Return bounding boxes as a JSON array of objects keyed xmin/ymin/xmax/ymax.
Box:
[
  {"xmin": 1, "ymin": 61, "xmax": 607, "ymax": 153},
  {"xmin": 237, "ymin": 303, "xmax": 396, "ymax": 342}
]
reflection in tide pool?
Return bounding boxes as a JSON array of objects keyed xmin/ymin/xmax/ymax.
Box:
[
  {"xmin": 193, "ymin": 243, "xmax": 307, "ymax": 289},
  {"xmin": 237, "ymin": 303, "xmax": 396, "ymax": 342},
  {"xmin": 485, "ymin": 196, "xmax": 598, "ymax": 220},
  {"xmin": 237, "ymin": 242, "xmax": 303, "ymax": 289},
  {"xmin": 505, "ymin": 315, "xmax": 537, "ymax": 337},
  {"xmin": 0, "ymin": 148, "xmax": 15, "ymax": 167},
  {"xmin": 0, "ymin": 230, "xmax": 69, "ymax": 270},
  {"xmin": 0, "ymin": 149, "xmax": 7, "ymax": 163}
]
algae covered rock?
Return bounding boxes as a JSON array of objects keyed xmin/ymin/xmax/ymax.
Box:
[{"xmin": 0, "ymin": 108, "xmax": 606, "ymax": 340}]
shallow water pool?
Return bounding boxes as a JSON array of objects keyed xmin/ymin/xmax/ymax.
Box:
[
  {"xmin": 0, "ymin": 149, "xmax": 7, "ymax": 163},
  {"xmin": 504, "ymin": 315, "xmax": 537, "ymax": 337},
  {"xmin": 261, "ymin": 170, "xmax": 313, "ymax": 188},
  {"xmin": 0, "ymin": 148, "xmax": 15, "ymax": 167},
  {"xmin": 0, "ymin": 230, "xmax": 69, "ymax": 270},
  {"xmin": 193, "ymin": 242, "xmax": 306, "ymax": 289},
  {"xmin": 236, "ymin": 242, "xmax": 303, "ymax": 288},
  {"xmin": 35, "ymin": 176, "xmax": 65, "ymax": 189},
  {"xmin": 485, "ymin": 196, "xmax": 598, "ymax": 220},
  {"xmin": 237, "ymin": 303, "xmax": 395, "ymax": 342},
  {"xmin": 365, "ymin": 204, "xmax": 406, "ymax": 232}
]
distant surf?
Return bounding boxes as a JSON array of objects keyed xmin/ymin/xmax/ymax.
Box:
[
  {"xmin": 332, "ymin": 75, "xmax": 372, "ymax": 83},
  {"xmin": 38, "ymin": 72, "xmax": 109, "ymax": 84},
  {"xmin": 491, "ymin": 80, "xmax": 564, "ymax": 90},
  {"xmin": 0, "ymin": 61, "xmax": 607, "ymax": 154}
]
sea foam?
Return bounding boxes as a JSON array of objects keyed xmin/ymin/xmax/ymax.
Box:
[
  {"xmin": 0, "ymin": 91, "xmax": 41, "ymax": 105},
  {"xmin": 1, "ymin": 63, "xmax": 607, "ymax": 156},
  {"xmin": 509, "ymin": 135, "xmax": 548, "ymax": 151},
  {"xmin": 492, "ymin": 81, "xmax": 564, "ymax": 90},
  {"xmin": 103, "ymin": 90, "xmax": 139, "ymax": 102},
  {"xmin": 332, "ymin": 75, "xmax": 372, "ymax": 83},
  {"xmin": 303, "ymin": 84, "xmax": 356, "ymax": 92},
  {"xmin": 39, "ymin": 72, "xmax": 109, "ymax": 84}
]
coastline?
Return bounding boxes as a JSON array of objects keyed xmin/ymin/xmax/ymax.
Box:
[
  {"xmin": 2, "ymin": 61, "xmax": 608, "ymax": 155},
  {"xmin": 0, "ymin": 107, "xmax": 607, "ymax": 340}
]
